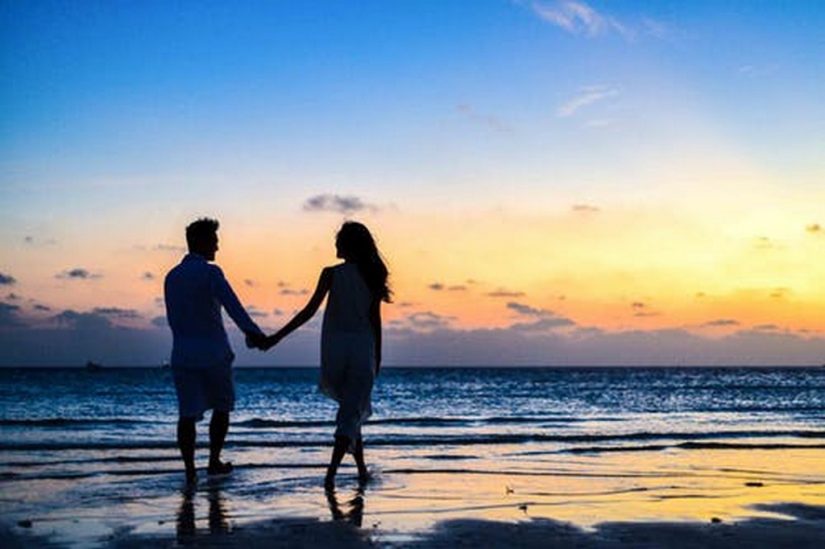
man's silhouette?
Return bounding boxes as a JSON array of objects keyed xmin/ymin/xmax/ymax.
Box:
[{"xmin": 164, "ymin": 218, "xmax": 265, "ymax": 484}]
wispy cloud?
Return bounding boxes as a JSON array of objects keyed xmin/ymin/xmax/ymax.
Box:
[
  {"xmin": 507, "ymin": 301, "xmax": 576, "ymax": 331},
  {"xmin": 153, "ymin": 244, "xmax": 186, "ymax": 253},
  {"xmin": 56, "ymin": 268, "xmax": 102, "ymax": 280},
  {"xmin": 0, "ymin": 273, "xmax": 16, "ymax": 285},
  {"xmin": 246, "ymin": 306, "xmax": 268, "ymax": 318},
  {"xmin": 701, "ymin": 319, "xmax": 741, "ymax": 327},
  {"xmin": 92, "ymin": 307, "xmax": 141, "ymax": 319},
  {"xmin": 526, "ymin": 1, "xmax": 667, "ymax": 41},
  {"xmin": 428, "ymin": 282, "xmax": 445, "ymax": 291},
  {"xmin": 303, "ymin": 194, "xmax": 379, "ymax": 215},
  {"xmin": 244, "ymin": 279, "xmax": 256, "ymax": 287},
  {"xmin": 279, "ymin": 288, "xmax": 309, "ymax": 296},
  {"xmin": 455, "ymin": 104, "xmax": 512, "ymax": 132},
  {"xmin": 487, "ymin": 288, "xmax": 526, "ymax": 298},
  {"xmin": 806, "ymin": 223, "xmax": 822, "ymax": 234},
  {"xmin": 572, "ymin": 203, "xmax": 600, "ymax": 213},
  {"xmin": 530, "ymin": 1, "xmax": 633, "ymax": 39},
  {"xmin": 141, "ymin": 272, "xmax": 155, "ymax": 281},
  {"xmin": 557, "ymin": 85, "xmax": 619, "ymax": 118}
]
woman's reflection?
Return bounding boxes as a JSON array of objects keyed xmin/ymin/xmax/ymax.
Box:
[{"xmin": 326, "ymin": 485, "xmax": 365, "ymax": 527}]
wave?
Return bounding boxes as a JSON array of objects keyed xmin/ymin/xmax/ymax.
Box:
[
  {"xmin": 234, "ymin": 415, "xmax": 593, "ymax": 429},
  {"xmin": 2, "ymin": 429, "xmax": 824, "ymax": 452},
  {"xmin": 0, "ymin": 418, "xmax": 152, "ymax": 427}
]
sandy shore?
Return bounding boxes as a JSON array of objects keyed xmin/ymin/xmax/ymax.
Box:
[
  {"xmin": 5, "ymin": 502, "xmax": 823, "ymax": 548},
  {"xmin": 3, "ymin": 447, "xmax": 824, "ymax": 547}
]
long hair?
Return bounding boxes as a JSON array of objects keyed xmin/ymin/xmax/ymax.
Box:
[{"xmin": 336, "ymin": 222, "xmax": 391, "ymax": 303}]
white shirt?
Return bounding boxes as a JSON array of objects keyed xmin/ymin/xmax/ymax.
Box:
[{"xmin": 164, "ymin": 253, "xmax": 262, "ymax": 368}]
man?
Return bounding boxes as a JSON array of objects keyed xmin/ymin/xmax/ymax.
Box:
[{"xmin": 164, "ymin": 218, "xmax": 266, "ymax": 484}]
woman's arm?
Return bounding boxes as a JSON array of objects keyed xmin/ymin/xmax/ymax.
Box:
[
  {"xmin": 264, "ymin": 267, "xmax": 333, "ymax": 349},
  {"xmin": 370, "ymin": 298, "xmax": 382, "ymax": 375}
]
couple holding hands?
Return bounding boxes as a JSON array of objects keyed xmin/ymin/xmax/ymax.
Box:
[{"xmin": 164, "ymin": 218, "xmax": 389, "ymax": 489}]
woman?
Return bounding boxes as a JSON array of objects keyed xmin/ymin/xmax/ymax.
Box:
[{"xmin": 263, "ymin": 221, "xmax": 390, "ymax": 489}]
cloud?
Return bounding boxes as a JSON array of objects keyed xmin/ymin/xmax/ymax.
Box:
[
  {"xmin": 244, "ymin": 279, "xmax": 256, "ymax": 287},
  {"xmin": 487, "ymin": 289, "xmax": 526, "ymax": 298},
  {"xmin": 23, "ymin": 236, "xmax": 57, "ymax": 246},
  {"xmin": 633, "ymin": 311, "xmax": 660, "ymax": 318},
  {"xmin": 0, "ymin": 302, "xmax": 26, "ymax": 328},
  {"xmin": 448, "ymin": 285, "xmax": 467, "ymax": 291},
  {"xmin": 279, "ymin": 288, "xmax": 309, "ymax": 296},
  {"xmin": 91, "ymin": 307, "xmax": 141, "ymax": 320},
  {"xmin": 701, "ymin": 319, "xmax": 741, "ymax": 327},
  {"xmin": 154, "ymin": 244, "xmax": 186, "ymax": 253},
  {"xmin": 529, "ymin": 1, "xmax": 636, "ymax": 40},
  {"xmin": 806, "ymin": 223, "xmax": 822, "ymax": 234},
  {"xmin": 557, "ymin": 85, "xmax": 619, "ymax": 118},
  {"xmin": 151, "ymin": 316, "xmax": 168, "ymax": 327},
  {"xmin": 507, "ymin": 301, "xmax": 550, "ymax": 317},
  {"xmin": 52, "ymin": 310, "xmax": 113, "ymax": 331},
  {"xmin": 428, "ymin": 282, "xmax": 445, "ymax": 291},
  {"xmin": 392, "ymin": 311, "xmax": 456, "ymax": 332},
  {"xmin": 246, "ymin": 306, "xmax": 268, "ymax": 318},
  {"xmin": 455, "ymin": 104, "xmax": 511, "ymax": 132},
  {"xmin": 272, "ymin": 308, "xmax": 285, "ymax": 316},
  {"xmin": 631, "ymin": 302, "xmax": 646, "ymax": 309},
  {"xmin": 397, "ymin": 302, "xmax": 415, "ymax": 308},
  {"xmin": 302, "ymin": 194, "xmax": 378, "ymax": 215},
  {"xmin": 769, "ymin": 288, "xmax": 790, "ymax": 299},
  {"xmin": 141, "ymin": 272, "xmax": 155, "ymax": 281},
  {"xmin": 56, "ymin": 268, "xmax": 102, "ymax": 280},
  {"xmin": 572, "ymin": 204, "xmax": 600, "ymax": 213},
  {"xmin": 753, "ymin": 324, "xmax": 779, "ymax": 331},
  {"xmin": 6, "ymin": 293, "xmax": 21, "ymax": 301},
  {"xmin": 511, "ymin": 317, "xmax": 576, "ymax": 331},
  {"xmin": 0, "ymin": 273, "xmax": 16, "ymax": 285},
  {"xmin": 506, "ymin": 301, "xmax": 576, "ymax": 331},
  {"xmin": 33, "ymin": 304, "xmax": 51, "ymax": 312}
]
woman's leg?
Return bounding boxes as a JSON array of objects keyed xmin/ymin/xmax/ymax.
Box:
[
  {"xmin": 353, "ymin": 437, "xmax": 369, "ymax": 483},
  {"xmin": 325, "ymin": 435, "xmax": 350, "ymax": 489}
]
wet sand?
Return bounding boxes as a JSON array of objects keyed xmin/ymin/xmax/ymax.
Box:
[{"xmin": 2, "ymin": 446, "xmax": 824, "ymax": 547}]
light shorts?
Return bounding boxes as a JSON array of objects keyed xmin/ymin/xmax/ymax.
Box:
[{"xmin": 172, "ymin": 360, "xmax": 235, "ymax": 421}]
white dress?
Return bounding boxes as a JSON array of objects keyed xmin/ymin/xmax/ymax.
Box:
[{"xmin": 320, "ymin": 262, "xmax": 376, "ymax": 439}]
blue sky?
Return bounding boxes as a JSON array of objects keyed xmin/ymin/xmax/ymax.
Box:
[{"xmin": 1, "ymin": 1, "xmax": 824, "ymax": 365}]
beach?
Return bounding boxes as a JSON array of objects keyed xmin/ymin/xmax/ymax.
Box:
[{"xmin": 1, "ymin": 367, "xmax": 823, "ymax": 547}]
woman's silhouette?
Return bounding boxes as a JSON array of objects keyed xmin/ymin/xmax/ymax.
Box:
[{"xmin": 263, "ymin": 221, "xmax": 390, "ymax": 489}]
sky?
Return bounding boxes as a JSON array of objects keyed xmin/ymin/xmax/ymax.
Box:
[{"xmin": 1, "ymin": 0, "xmax": 824, "ymax": 366}]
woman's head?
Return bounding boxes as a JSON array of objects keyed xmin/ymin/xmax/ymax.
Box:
[{"xmin": 336, "ymin": 221, "xmax": 391, "ymax": 302}]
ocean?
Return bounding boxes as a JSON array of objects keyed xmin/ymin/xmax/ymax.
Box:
[{"xmin": 1, "ymin": 366, "xmax": 824, "ymax": 545}]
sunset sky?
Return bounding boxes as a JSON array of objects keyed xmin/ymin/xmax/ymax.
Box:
[{"xmin": 2, "ymin": 1, "xmax": 824, "ymax": 365}]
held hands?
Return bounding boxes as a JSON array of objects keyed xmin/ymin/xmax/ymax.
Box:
[{"xmin": 245, "ymin": 332, "xmax": 282, "ymax": 351}]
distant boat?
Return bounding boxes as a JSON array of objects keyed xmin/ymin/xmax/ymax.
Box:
[{"xmin": 85, "ymin": 361, "xmax": 103, "ymax": 371}]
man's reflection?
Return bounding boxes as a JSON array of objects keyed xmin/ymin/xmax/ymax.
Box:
[
  {"xmin": 176, "ymin": 482, "xmax": 231, "ymax": 542},
  {"xmin": 326, "ymin": 485, "xmax": 365, "ymax": 527}
]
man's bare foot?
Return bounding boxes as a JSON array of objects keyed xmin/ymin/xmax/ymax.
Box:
[{"xmin": 207, "ymin": 461, "xmax": 233, "ymax": 477}]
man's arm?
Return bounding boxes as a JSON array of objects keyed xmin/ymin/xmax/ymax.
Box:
[{"xmin": 210, "ymin": 266, "xmax": 264, "ymax": 341}]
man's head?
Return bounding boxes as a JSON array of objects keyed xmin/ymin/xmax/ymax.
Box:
[{"xmin": 185, "ymin": 218, "xmax": 219, "ymax": 260}]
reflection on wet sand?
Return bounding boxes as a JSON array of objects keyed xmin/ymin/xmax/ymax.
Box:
[
  {"xmin": 327, "ymin": 485, "xmax": 365, "ymax": 527},
  {"xmin": 176, "ymin": 482, "xmax": 231, "ymax": 544}
]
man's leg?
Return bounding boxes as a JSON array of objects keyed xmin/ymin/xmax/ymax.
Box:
[
  {"xmin": 177, "ymin": 417, "xmax": 197, "ymax": 483},
  {"xmin": 208, "ymin": 410, "xmax": 230, "ymax": 473}
]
